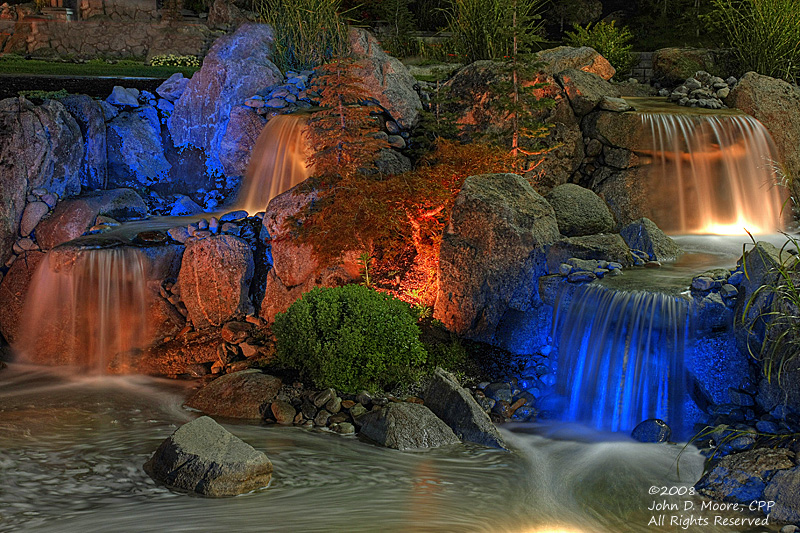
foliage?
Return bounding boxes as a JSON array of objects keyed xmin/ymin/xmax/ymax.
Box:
[
  {"xmin": 546, "ymin": 0, "xmax": 602, "ymax": 34},
  {"xmin": 376, "ymin": 0, "xmax": 418, "ymax": 58},
  {"xmin": 255, "ymin": 0, "xmax": 349, "ymax": 72},
  {"xmin": 18, "ymin": 89, "xmax": 69, "ymax": 100},
  {"xmin": 742, "ymin": 233, "xmax": 800, "ymax": 387},
  {"xmin": 564, "ymin": 21, "xmax": 638, "ymax": 79},
  {"xmin": 0, "ymin": 55, "xmax": 197, "ymax": 78},
  {"xmin": 148, "ymin": 54, "xmax": 201, "ymax": 68},
  {"xmin": 445, "ymin": 0, "xmax": 548, "ymax": 63},
  {"xmin": 409, "ymin": 81, "xmax": 462, "ymax": 158},
  {"xmin": 707, "ymin": 0, "xmax": 800, "ymax": 83},
  {"xmin": 272, "ymin": 285, "xmax": 427, "ymax": 393},
  {"xmin": 306, "ymin": 57, "xmax": 388, "ymax": 181}
]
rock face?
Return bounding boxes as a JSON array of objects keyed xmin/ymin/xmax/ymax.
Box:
[
  {"xmin": 422, "ymin": 368, "xmax": 507, "ymax": 449},
  {"xmin": 260, "ymin": 184, "xmax": 360, "ymax": 320},
  {"xmin": 726, "ymin": 72, "xmax": 800, "ymax": 201},
  {"xmin": 144, "ymin": 416, "xmax": 273, "ymax": 497},
  {"xmin": 35, "ymin": 189, "xmax": 148, "ymax": 250},
  {"xmin": 59, "ymin": 94, "xmax": 108, "ymax": 190},
  {"xmin": 0, "ymin": 97, "xmax": 83, "ymax": 264},
  {"xmin": 359, "ymin": 402, "xmax": 460, "ymax": 450},
  {"xmin": 169, "ymin": 23, "xmax": 282, "ymax": 160},
  {"xmin": 695, "ymin": 448, "xmax": 794, "ymax": 503},
  {"xmin": 555, "ymin": 68, "xmax": 621, "ymax": 117},
  {"xmin": 435, "ymin": 173, "xmax": 560, "ymax": 342},
  {"xmin": 348, "ymin": 27, "xmax": 422, "ymax": 130},
  {"xmin": 0, "ymin": 250, "xmax": 46, "ymax": 344},
  {"xmin": 619, "ymin": 218, "xmax": 682, "ymax": 261},
  {"xmin": 537, "ymin": 46, "xmax": 615, "ymax": 80},
  {"xmin": 218, "ymin": 106, "xmax": 266, "ymax": 177},
  {"xmin": 184, "ymin": 370, "xmax": 282, "ymax": 419},
  {"xmin": 178, "ymin": 235, "xmax": 255, "ymax": 328},
  {"xmin": 545, "ymin": 183, "xmax": 615, "ymax": 237},
  {"xmin": 106, "ymin": 107, "xmax": 171, "ymax": 188}
]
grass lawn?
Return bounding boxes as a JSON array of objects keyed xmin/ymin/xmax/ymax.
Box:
[{"xmin": 0, "ymin": 55, "xmax": 198, "ymax": 78}]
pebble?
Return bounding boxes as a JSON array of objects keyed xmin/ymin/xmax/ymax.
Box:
[
  {"xmin": 168, "ymin": 225, "xmax": 190, "ymax": 243},
  {"xmin": 567, "ymin": 271, "xmax": 597, "ymax": 283},
  {"xmin": 41, "ymin": 193, "xmax": 58, "ymax": 208},
  {"xmin": 220, "ymin": 210, "xmax": 248, "ymax": 222},
  {"xmin": 558, "ymin": 263, "xmax": 572, "ymax": 276},
  {"xmin": 332, "ymin": 422, "xmax": 355, "ymax": 435},
  {"xmin": 314, "ymin": 388, "xmax": 336, "ymax": 408},
  {"xmin": 265, "ymin": 98, "xmax": 287, "ymax": 109}
]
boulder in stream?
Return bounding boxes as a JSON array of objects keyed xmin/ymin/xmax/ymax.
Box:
[{"xmin": 358, "ymin": 402, "xmax": 460, "ymax": 450}]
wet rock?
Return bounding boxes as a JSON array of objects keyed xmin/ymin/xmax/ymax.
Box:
[
  {"xmin": 545, "ymin": 183, "xmax": 615, "ymax": 237},
  {"xmin": 696, "ymin": 448, "xmax": 795, "ymax": 503},
  {"xmin": 556, "ymin": 68, "xmax": 620, "ymax": 117},
  {"xmin": 219, "ymin": 106, "xmax": 266, "ymax": 177},
  {"xmin": 106, "ymin": 106, "xmax": 171, "ymax": 188},
  {"xmin": 567, "ymin": 271, "xmax": 597, "ymax": 283},
  {"xmin": 144, "ymin": 416, "xmax": 272, "ymax": 497},
  {"xmin": 422, "ymin": 368, "xmax": 507, "ymax": 449},
  {"xmin": 184, "ymin": 369, "xmax": 281, "ymax": 419},
  {"xmin": 332, "ymin": 422, "xmax": 355, "ymax": 435},
  {"xmin": 546, "ymin": 234, "xmax": 634, "ymax": 272},
  {"xmin": 359, "ymin": 402, "xmax": 460, "ymax": 450},
  {"xmin": 178, "ymin": 235, "xmax": 255, "ymax": 328},
  {"xmin": 631, "ymin": 419, "xmax": 671, "ymax": 442},
  {"xmin": 619, "ymin": 217, "xmax": 682, "ymax": 261},
  {"xmin": 0, "ymin": 250, "xmax": 46, "ymax": 343}
]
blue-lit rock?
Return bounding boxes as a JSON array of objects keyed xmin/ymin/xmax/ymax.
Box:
[
  {"xmin": 106, "ymin": 86, "xmax": 140, "ymax": 108},
  {"xmin": 218, "ymin": 106, "xmax": 266, "ymax": 177},
  {"xmin": 764, "ymin": 466, "xmax": 800, "ymax": 523},
  {"xmin": 60, "ymin": 94, "xmax": 108, "ymax": 190},
  {"xmin": 107, "ymin": 109, "xmax": 171, "ymax": 188},
  {"xmin": 156, "ymin": 73, "xmax": 190, "ymax": 103},
  {"xmin": 631, "ymin": 419, "xmax": 671, "ymax": 443},
  {"xmin": 696, "ymin": 448, "xmax": 794, "ymax": 504}
]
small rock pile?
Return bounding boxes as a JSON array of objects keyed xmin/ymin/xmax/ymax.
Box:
[
  {"xmin": 659, "ymin": 71, "xmax": 737, "ymax": 109},
  {"xmin": 243, "ymin": 70, "xmax": 315, "ymax": 115},
  {"xmin": 472, "ymin": 377, "xmax": 545, "ymax": 423},
  {"xmin": 5, "ymin": 187, "xmax": 58, "ymax": 271},
  {"xmin": 556, "ymin": 258, "xmax": 625, "ymax": 283}
]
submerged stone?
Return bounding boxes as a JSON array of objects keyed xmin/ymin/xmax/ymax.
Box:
[{"xmin": 631, "ymin": 418, "xmax": 671, "ymax": 443}]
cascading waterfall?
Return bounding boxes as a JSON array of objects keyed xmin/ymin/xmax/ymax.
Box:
[
  {"xmin": 15, "ymin": 239, "xmax": 151, "ymax": 372},
  {"xmin": 641, "ymin": 112, "xmax": 785, "ymax": 234},
  {"xmin": 236, "ymin": 113, "xmax": 313, "ymax": 214},
  {"xmin": 553, "ymin": 284, "xmax": 688, "ymax": 433}
]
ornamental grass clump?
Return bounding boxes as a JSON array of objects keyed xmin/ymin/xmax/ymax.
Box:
[{"xmin": 273, "ymin": 285, "xmax": 427, "ymax": 394}]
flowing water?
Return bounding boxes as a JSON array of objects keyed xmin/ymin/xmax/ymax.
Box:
[
  {"xmin": 640, "ymin": 112, "xmax": 786, "ymax": 235},
  {"xmin": 553, "ymin": 285, "xmax": 688, "ymax": 435},
  {"xmin": 236, "ymin": 114, "xmax": 313, "ymax": 215},
  {"xmin": 0, "ymin": 365, "xmax": 775, "ymax": 533}
]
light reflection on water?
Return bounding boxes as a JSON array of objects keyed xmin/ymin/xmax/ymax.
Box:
[{"xmin": 0, "ymin": 365, "xmax": 777, "ymax": 533}]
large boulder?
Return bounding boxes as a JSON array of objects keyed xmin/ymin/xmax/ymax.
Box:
[
  {"xmin": 358, "ymin": 402, "xmax": 460, "ymax": 450},
  {"xmin": 60, "ymin": 94, "xmax": 108, "ymax": 190},
  {"xmin": 537, "ymin": 46, "xmax": 615, "ymax": 80},
  {"xmin": 555, "ymin": 68, "xmax": 621, "ymax": 117},
  {"xmin": 35, "ymin": 188, "xmax": 148, "ymax": 250},
  {"xmin": 652, "ymin": 48, "xmax": 720, "ymax": 86},
  {"xmin": 764, "ymin": 465, "xmax": 800, "ymax": 523},
  {"xmin": 0, "ymin": 250, "xmax": 46, "ymax": 344},
  {"xmin": 259, "ymin": 184, "xmax": 360, "ymax": 320},
  {"xmin": 696, "ymin": 448, "xmax": 795, "ymax": 504},
  {"xmin": 435, "ymin": 173, "xmax": 560, "ymax": 342},
  {"xmin": 106, "ymin": 106, "xmax": 171, "ymax": 188},
  {"xmin": 184, "ymin": 370, "xmax": 282, "ymax": 419},
  {"xmin": 422, "ymin": 368, "xmax": 506, "ymax": 449},
  {"xmin": 349, "ymin": 27, "xmax": 422, "ymax": 130},
  {"xmin": 169, "ymin": 23, "xmax": 282, "ymax": 161},
  {"xmin": 144, "ymin": 416, "xmax": 273, "ymax": 497},
  {"xmin": 726, "ymin": 72, "xmax": 800, "ymax": 201},
  {"xmin": 218, "ymin": 105, "xmax": 266, "ymax": 177},
  {"xmin": 0, "ymin": 97, "xmax": 83, "ymax": 264},
  {"xmin": 545, "ymin": 183, "xmax": 615, "ymax": 237},
  {"xmin": 178, "ymin": 235, "xmax": 255, "ymax": 328},
  {"xmin": 619, "ymin": 217, "xmax": 682, "ymax": 261}
]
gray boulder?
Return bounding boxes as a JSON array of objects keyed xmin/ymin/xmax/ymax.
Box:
[
  {"xmin": 60, "ymin": 94, "xmax": 108, "ymax": 190},
  {"xmin": 435, "ymin": 173, "xmax": 560, "ymax": 342},
  {"xmin": 619, "ymin": 217, "xmax": 682, "ymax": 261},
  {"xmin": 555, "ymin": 68, "xmax": 621, "ymax": 117},
  {"xmin": 359, "ymin": 402, "xmax": 460, "ymax": 450},
  {"xmin": 169, "ymin": 24, "xmax": 282, "ymax": 159},
  {"xmin": 764, "ymin": 466, "xmax": 800, "ymax": 523},
  {"xmin": 144, "ymin": 416, "xmax": 273, "ymax": 497},
  {"xmin": 349, "ymin": 27, "xmax": 422, "ymax": 130},
  {"xmin": 178, "ymin": 234, "xmax": 255, "ymax": 328},
  {"xmin": 106, "ymin": 107, "xmax": 171, "ymax": 188},
  {"xmin": 422, "ymin": 368, "xmax": 507, "ymax": 449},
  {"xmin": 184, "ymin": 370, "xmax": 282, "ymax": 419},
  {"xmin": 696, "ymin": 448, "xmax": 794, "ymax": 504},
  {"xmin": 545, "ymin": 183, "xmax": 615, "ymax": 237}
]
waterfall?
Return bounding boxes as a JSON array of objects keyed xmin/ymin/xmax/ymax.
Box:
[
  {"xmin": 236, "ymin": 113, "xmax": 313, "ymax": 214},
  {"xmin": 15, "ymin": 240, "xmax": 151, "ymax": 372},
  {"xmin": 553, "ymin": 284, "xmax": 688, "ymax": 433},
  {"xmin": 641, "ymin": 113, "xmax": 785, "ymax": 234}
]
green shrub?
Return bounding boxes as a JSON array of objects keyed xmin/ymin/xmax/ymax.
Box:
[
  {"xmin": 148, "ymin": 54, "xmax": 201, "ymax": 68},
  {"xmin": 254, "ymin": 0, "xmax": 349, "ymax": 72},
  {"xmin": 18, "ymin": 89, "xmax": 69, "ymax": 100},
  {"xmin": 709, "ymin": 0, "xmax": 800, "ymax": 83},
  {"xmin": 273, "ymin": 285, "xmax": 427, "ymax": 393},
  {"xmin": 564, "ymin": 20, "xmax": 637, "ymax": 79}
]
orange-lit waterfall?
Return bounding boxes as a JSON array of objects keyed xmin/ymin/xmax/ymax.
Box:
[
  {"xmin": 642, "ymin": 113, "xmax": 785, "ymax": 234},
  {"xmin": 236, "ymin": 113, "xmax": 313, "ymax": 214},
  {"xmin": 15, "ymin": 240, "xmax": 151, "ymax": 372}
]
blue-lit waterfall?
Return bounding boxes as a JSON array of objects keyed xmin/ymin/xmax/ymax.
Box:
[{"xmin": 553, "ymin": 284, "xmax": 689, "ymax": 433}]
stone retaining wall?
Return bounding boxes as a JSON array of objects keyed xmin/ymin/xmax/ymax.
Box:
[{"xmin": 0, "ymin": 19, "xmax": 217, "ymax": 59}]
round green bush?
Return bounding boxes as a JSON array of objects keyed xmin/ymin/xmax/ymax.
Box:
[{"xmin": 273, "ymin": 285, "xmax": 428, "ymax": 394}]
